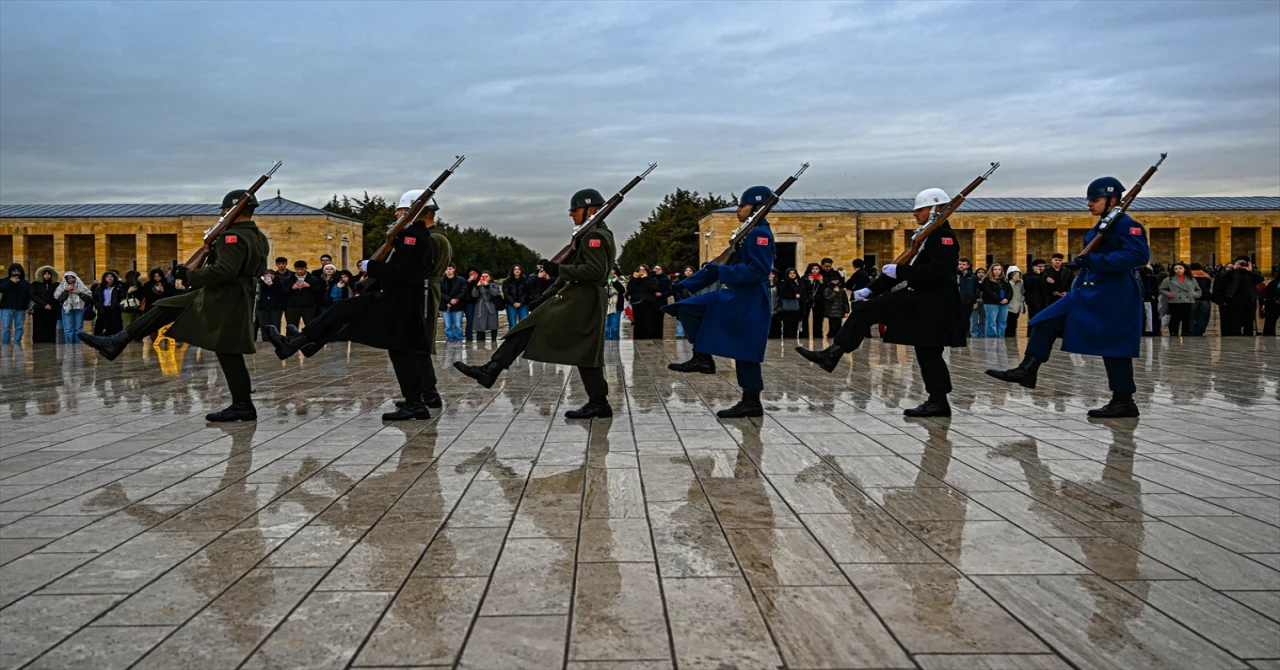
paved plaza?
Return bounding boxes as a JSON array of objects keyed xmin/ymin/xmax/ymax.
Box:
[{"xmin": 0, "ymin": 335, "xmax": 1277, "ymax": 670}]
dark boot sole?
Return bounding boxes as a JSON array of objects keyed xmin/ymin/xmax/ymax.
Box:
[
  {"xmin": 904, "ymin": 408, "xmax": 952, "ymax": 417},
  {"xmin": 565, "ymin": 408, "xmax": 614, "ymax": 419},
  {"xmin": 453, "ymin": 362, "xmax": 498, "ymax": 389},
  {"xmin": 667, "ymin": 364, "xmax": 716, "ymax": 374},
  {"xmin": 794, "ymin": 347, "xmax": 838, "ymax": 373},
  {"xmin": 80, "ymin": 335, "xmax": 127, "ymax": 361},
  {"xmin": 206, "ymin": 414, "xmax": 257, "ymax": 422},
  {"xmin": 382, "ymin": 412, "xmax": 431, "ymax": 421},
  {"xmin": 1087, "ymin": 409, "xmax": 1140, "ymax": 419},
  {"xmin": 984, "ymin": 369, "xmax": 1036, "ymax": 389}
]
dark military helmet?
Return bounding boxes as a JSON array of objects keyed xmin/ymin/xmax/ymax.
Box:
[
  {"xmin": 739, "ymin": 185, "xmax": 773, "ymax": 207},
  {"xmin": 1086, "ymin": 177, "xmax": 1124, "ymax": 200},
  {"xmin": 570, "ymin": 188, "xmax": 605, "ymax": 211},
  {"xmin": 221, "ymin": 189, "xmax": 259, "ymax": 213}
]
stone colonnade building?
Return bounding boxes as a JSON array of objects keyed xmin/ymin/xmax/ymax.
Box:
[
  {"xmin": 699, "ymin": 196, "xmax": 1279, "ymax": 276},
  {"xmin": 0, "ymin": 197, "xmax": 362, "ymax": 279}
]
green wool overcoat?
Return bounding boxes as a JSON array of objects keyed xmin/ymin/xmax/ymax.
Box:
[
  {"xmin": 425, "ymin": 227, "xmax": 452, "ymax": 354},
  {"xmin": 161, "ymin": 219, "xmax": 268, "ymax": 354},
  {"xmin": 506, "ymin": 223, "xmax": 615, "ymax": 368}
]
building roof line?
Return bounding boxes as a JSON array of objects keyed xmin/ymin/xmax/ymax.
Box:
[
  {"xmin": 0, "ymin": 196, "xmax": 361, "ymax": 222},
  {"xmin": 712, "ymin": 196, "xmax": 1280, "ymax": 214}
]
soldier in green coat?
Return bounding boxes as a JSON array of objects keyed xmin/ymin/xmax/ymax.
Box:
[
  {"xmin": 454, "ymin": 188, "xmax": 616, "ymax": 419},
  {"xmin": 80, "ymin": 189, "xmax": 269, "ymax": 422}
]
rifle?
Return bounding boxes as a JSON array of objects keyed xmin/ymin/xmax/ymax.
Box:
[
  {"xmin": 710, "ymin": 163, "xmax": 809, "ymax": 266},
  {"xmin": 892, "ymin": 162, "xmax": 999, "ymax": 266},
  {"xmin": 1078, "ymin": 152, "xmax": 1167, "ymax": 257},
  {"xmin": 185, "ymin": 161, "xmax": 282, "ymax": 270},
  {"xmin": 356, "ymin": 155, "xmax": 466, "ymax": 292},
  {"xmin": 548, "ymin": 163, "xmax": 657, "ymax": 265}
]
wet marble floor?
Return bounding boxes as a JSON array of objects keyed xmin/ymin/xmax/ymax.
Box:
[{"xmin": 0, "ymin": 334, "xmax": 1277, "ymax": 670}]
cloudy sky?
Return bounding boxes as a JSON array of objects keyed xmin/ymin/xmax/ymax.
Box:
[{"xmin": 2, "ymin": 1, "xmax": 1277, "ymax": 256}]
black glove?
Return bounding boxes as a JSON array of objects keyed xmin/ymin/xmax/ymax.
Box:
[
  {"xmin": 171, "ymin": 264, "xmax": 189, "ymax": 282},
  {"xmin": 1072, "ymin": 255, "xmax": 1090, "ymax": 269},
  {"xmin": 538, "ymin": 260, "xmax": 560, "ymax": 276}
]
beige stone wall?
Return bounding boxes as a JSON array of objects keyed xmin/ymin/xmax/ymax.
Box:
[
  {"xmin": 700, "ymin": 209, "xmax": 1278, "ymax": 276},
  {"xmin": 1, "ymin": 214, "xmax": 363, "ymax": 277}
]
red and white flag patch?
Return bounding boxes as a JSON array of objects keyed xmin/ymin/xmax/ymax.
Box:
[
  {"xmin": 224, "ymin": 234, "xmax": 238, "ymax": 243},
  {"xmin": 1129, "ymin": 227, "xmax": 1142, "ymax": 235},
  {"xmin": 404, "ymin": 237, "xmax": 416, "ymax": 245},
  {"xmin": 588, "ymin": 239, "xmax": 601, "ymax": 247},
  {"xmin": 941, "ymin": 237, "xmax": 954, "ymax": 245},
  {"xmin": 756, "ymin": 237, "xmax": 769, "ymax": 245}
]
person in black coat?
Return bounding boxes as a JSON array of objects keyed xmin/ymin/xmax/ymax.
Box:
[
  {"xmin": 267, "ymin": 200, "xmax": 441, "ymax": 420},
  {"xmin": 255, "ymin": 268, "xmax": 284, "ymax": 341},
  {"xmin": 776, "ymin": 268, "xmax": 803, "ymax": 338},
  {"xmin": 1262, "ymin": 274, "xmax": 1280, "ymax": 336},
  {"xmin": 280, "ymin": 261, "xmax": 324, "ymax": 328},
  {"xmin": 439, "ymin": 264, "xmax": 469, "ymax": 341},
  {"xmin": 502, "ymin": 265, "xmax": 530, "ymax": 329},
  {"xmin": 1, "ymin": 263, "xmax": 32, "ymax": 344},
  {"xmin": 626, "ymin": 265, "xmax": 662, "ymax": 339},
  {"xmin": 649, "ymin": 264, "xmax": 672, "ymax": 338},
  {"xmin": 91, "ymin": 271, "xmax": 125, "ymax": 336},
  {"xmin": 1213, "ymin": 256, "xmax": 1264, "ymax": 336},
  {"xmin": 798, "ymin": 263, "xmax": 823, "ymax": 338},
  {"xmin": 27, "ymin": 266, "xmax": 60, "ymax": 343},
  {"xmin": 1023, "ymin": 258, "xmax": 1049, "ymax": 319},
  {"xmin": 798, "ymin": 188, "xmax": 967, "ymax": 418},
  {"xmin": 1044, "ymin": 253, "xmax": 1073, "ymax": 305}
]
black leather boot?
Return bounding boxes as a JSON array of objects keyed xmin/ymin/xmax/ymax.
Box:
[
  {"xmin": 264, "ymin": 325, "xmax": 307, "ymax": 360},
  {"xmin": 398, "ymin": 392, "xmax": 444, "ymax": 410},
  {"xmin": 453, "ymin": 360, "xmax": 504, "ymax": 389},
  {"xmin": 717, "ymin": 389, "xmax": 763, "ymax": 419},
  {"xmin": 668, "ymin": 353, "xmax": 716, "ymax": 374},
  {"xmin": 1087, "ymin": 393, "xmax": 1140, "ymax": 419},
  {"xmin": 564, "ymin": 402, "xmax": 613, "ymax": 419},
  {"xmin": 794, "ymin": 343, "xmax": 844, "ymax": 373},
  {"xmin": 206, "ymin": 402, "xmax": 257, "ymax": 422},
  {"xmin": 904, "ymin": 397, "xmax": 952, "ymax": 417},
  {"xmin": 80, "ymin": 330, "xmax": 132, "ymax": 361},
  {"xmin": 383, "ymin": 400, "xmax": 431, "ymax": 421},
  {"xmin": 985, "ymin": 354, "xmax": 1042, "ymax": 389}
]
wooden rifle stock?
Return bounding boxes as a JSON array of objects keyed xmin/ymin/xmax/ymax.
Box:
[
  {"xmin": 1078, "ymin": 153, "xmax": 1167, "ymax": 256},
  {"xmin": 710, "ymin": 163, "xmax": 809, "ymax": 266},
  {"xmin": 549, "ymin": 163, "xmax": 657, "ymax": 265},
  {"xmin": 892, "ymin": 162, "xmax": 999, "ymax": 266},
  {"xmin": 356, "ymin": 155, "xmax": 466, "ymax": 292},
  {"xmin": 185, "ymin": 161, "xmax": 282, "ymax": 269}
]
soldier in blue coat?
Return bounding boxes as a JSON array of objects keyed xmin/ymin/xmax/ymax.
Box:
[
  {"xmin": 986, "ymin": 176, "xmax": 1150, "ymax": 418},
  {"xmin": 665, "ymin": 185, "xmax": 776, "ymax": 418}
]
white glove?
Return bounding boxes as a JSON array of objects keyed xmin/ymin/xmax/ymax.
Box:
[
  {"xmin": 358, "ymin": 260, "xmax": 369, "ymax": 273},
  {"xmin": 882, "ymin": 264, "xmax": 897, "ymax": 279},
  {"xmin": 853, "ymin": 288, "xmax": 872, "ymax": 302}
]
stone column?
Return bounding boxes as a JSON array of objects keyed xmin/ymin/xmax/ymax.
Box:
[
  {"xmin": 1218, "ymin": 226, "xmax": 1234, "ymax": 265},
  {"xmin": 1177, "ymin": 227, "xmax": 1191, "ymax": 263},
  {"xmin": 972, "ymin": 227, "xmax": 987, "ymax": 266},
  {"xmin": 94, "ymin": 233, "xmax": 109, "ymax": 279},
  {"xmin": 53, "ymin": 234, "xmax": 66, "ymax": 275},
  {"xmin": 891, "ymin": 222, "xmax": 906, "ymax": 260},
  {"xmin": 1259, "ymin": 225, "xmax": 1273, "ymax": 276},
  {"xmin": 12, "ymin": 234, "xmax": 25, "ymax": 270},
  {"xmin": 135, "ymin": 234, "xmax": 147, "ymax": 274},
  {"xmin": 1055, "ymin": 226, "xmax": 1069, "ymax": 257},
  {"xmin": 1013, "ymin": 227, "xmax": 1027, "ymax": 268}
]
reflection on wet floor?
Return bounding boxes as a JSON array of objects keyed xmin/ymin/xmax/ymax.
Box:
[{"xmin": 0, "ymin": 335, "xmax": 1277, "ymax": 669}]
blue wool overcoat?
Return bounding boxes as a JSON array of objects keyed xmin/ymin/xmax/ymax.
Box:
[
  {"xmin": 1029, "ymin": 213, "xmax": 1150, "ymax": 358},
  {"xmin": 664, "ymin": 220, "xmax": 775, "ymax": 363}
]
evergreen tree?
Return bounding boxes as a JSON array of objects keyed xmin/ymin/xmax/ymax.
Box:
[{"xmin": 617, "ymin": 189, "xmax": 733, "ymax": 273}]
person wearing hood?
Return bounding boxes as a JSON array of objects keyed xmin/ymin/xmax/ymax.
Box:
[
  {"xmin": 28, "ymin": 265, "xmax": 61, "ymax": 343},
  {"xmin": 53, "ymin": 271, "xmax": 93, "ymax": 343},
  {"xmin": 92, "ymin": 270, "xmax": 125, "ymax": 336},
  {"xmin": 0, "ymin": 263, "xmax": 31, "ymax": 344},
  {"xmin": 1004, "ymin": 266, "xmax": 1025, "ymax": 337},
  {"xmin": 79, "ymin": 189, "xmax": 270, "ymax": 422}
]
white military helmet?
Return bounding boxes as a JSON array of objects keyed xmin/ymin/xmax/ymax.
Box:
[
  {"xmin": 913, "ymin": 188, "xmax": 951, "ymax": 211},
  {"xmin": 397, "ymin": 189, "xmax": 439, "ymax": 212}
]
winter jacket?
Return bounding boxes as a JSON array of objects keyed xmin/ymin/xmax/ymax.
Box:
[
  {"xmin": 440, "ymin": 274, "xmax": 468, "ymax": 312},
  {"xmin": 281, "ymin": 273, "xmax": 324, "ymax": 307},
  {"xmin": 980, "ymin": 277, "xmax": 1012, "ymax": 305},
  {"xmin": 776, "ymin": 277, "xmax": 801, "ymax": 311},
  {"xmin": 54, "ymin": 272, "xmax": 93, "ymax": 311},
  {"xmin": 822, "ymin": 282, "xmax": 849, "ymax": 318},
  {"xmin": 29, "ymin": 266, "xmax": 60, "ymax": 315},
  {"xmin": 608, "ymin": 278, "xmax": 626, "ymax": 313},
  {"xmin": 1023, "ymin": 271, "xmax": 1049, "ymax": 312},
  {"xmin": 470, "ymin": 283, "xmax": 502, "ymax": 331},
  {"xmin": 1212, "ymin": 267, "xmax": 1265, "ymax": 304},
  {"xmin": 525, "ymin": 275, "xmax": 555, "ymax": 306},
  {"xmin": 1159, "ymin": 274, "xmax": 1202, "ymax": 304},
  {"xmin": 502, "ymin": 275, "xmax": 528, "ymax": 307},
  {"xmin": 1191, "ymin": 270, "xmax": 1213, "ymax": 303},
  {"xmin": 1007, "ymin": 278, "xmax": 1025, "ymax": 314},
  {"xmin": 956, "ymin": 271, "xmax": 979, "ymax": 306},
  {"xmin": 847, "ymin": 269, "xmax": 871, "ymax": 291},
  {"xmin": 256, "ymin": 273, "xmax": 284, "ymax": 310},
  {"xmin": 0, "ymin": 263, "xmax": 31, "ymax": 310},
  {"xmin": 142, "ymin": 273, "xmax": 175, "ymax": 309}
]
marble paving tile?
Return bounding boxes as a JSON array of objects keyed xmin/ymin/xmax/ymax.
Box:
[
  {"xmin": 646, "ymin": 500, "xmax": 739, "ymax": 577},
  {"xmin": 584, "ymin": 467, "xmax": 645, "ymax": 519},
  {"xmin": 758, "ymin": 585, "xmax": 914, "ymax": 669},
  {"xmin": 578, "ymin": 518, "xmax": 655, "ymax": 563},
  {"xmin": 663, "ymin": 577, "xmax": 783, "ymax": 670},
  {"xmin": 1162, "ymin": 514, "xmax": 1280, "ymax": 554},
  {"xmin": 0, "ymin": 593, "xmax": 126, "ymax": 668},
  {"xmin": 907, "ymin": 520, "xmax": 1091, "ymax": 575},
  {"xmin": 412, "ymin": 526, "xmax": 507, "ymax": 577},
  {"xmin": 977, "ymin": 574, "xmax": 1249, "ymax": 670},
  {"xmin": 27, "ymin": 625, "xmax": 172, "ymax": 670},
  {"xmin": 40, "ymin": 530, "xmax": 221, "ymax": 594},
  {"xmin": 803, "ymin": 511, "xmax": 942, "ymax": 564},
  {"xmin": 1116, "ymin": 580, "xmax": 1280, "ymax": 658},
  {"xmin": 913, "ymin": 654, "xmax": 1074, "ymax": 670},
  {"xmin": 1094, "ymin": 520, "xmax": 1280, "ymax": 590},
  {"xmin": 724, "ymin": 527, "xmax": 846, "ymax": 586},
  {"xmin": 1042, "ymin": 535, "xmax": 1186, "ymax": 580},
  {"xmin": 458, "ymin": 615, "xmax": 567, "ymax": 669},
  {"xmin": 844, "ymin": 563, "xmax": 1047, "ymax": 654},
  {"xmin": 355, "ymin": 577, "xmax": 486, "ymax": 666},
  {"xmin": 1224, "ymin": 590, "xmax": 1280, "ymax": 622},
  {"xmin": 244, "ymin": 590, "xmax": 394, "ymax": 669},
  {"xmin": 481, "ymin": 537, "xmax": 576, "ymax": 616},
  {"xmin": 319, "ymin": 519, "xmax": 438, "ymax": 591},
  {"xmin": 569, "ymin": 562, "xmax": 669, "ymax": 661}
]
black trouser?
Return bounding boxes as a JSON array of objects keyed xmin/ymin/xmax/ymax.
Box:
[
  {"xmin": 256, "ymin": 307, "xmax": 283, "ymax": 340},
  {"xmin": 780, "ymin": 312, "xmax": 800, "ymax": 338},
  {"xmin": 1005, "ymin": 311, "xmax": 1020, "ymax": 337},
  {"xmin": 126, "ymin": 305, "xmax": 253, "ymax": 404},
  {"xmin": 285, "ymin": 305, "xmax": 316, "ymax": 328},
  {"xmin": 831, "ymin": 300, "xmax": 951, "ymax": 399},
  {"xmin": 1263, "ymin": 309, "xmax": 1278, "ymax": 336},
  {"xmin": 1220, "ymin": 297, "xmax": 1256, "ymax": 336},
  {"xmin": 810, "ymin": 300, "xmax": 825, "ymax": 338},
  {"xmin": 1025, "ymin": 313, "xmax": 1135, "ymax": 394},
  {"xmin": 827, "ymin": 316, "xmax": 843, "ymax": 337},
  {"xmin": 1167, "ymin": 303, "xmax": 1191, "ymax": 336},
  {"xmin": 301, "ymin": 295, "xmax": 439, "ymax": 400},
  {"xmin": 492, "ymin": 326, "xmax": 608, "ymax": 404}
]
